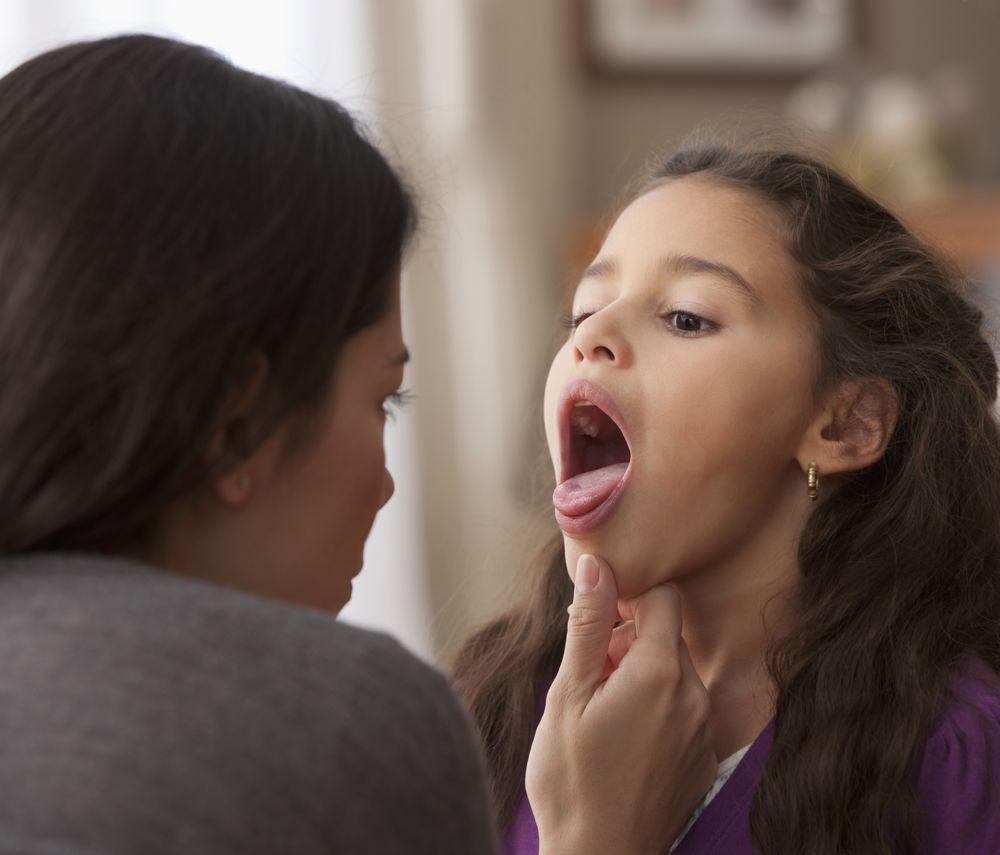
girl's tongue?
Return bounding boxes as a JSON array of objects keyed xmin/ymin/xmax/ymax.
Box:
[
  {"xmin": 553, "ymin": 402, "xmax": 631, "ymax": 518},
  {"xmin": 552, "ymin": 462, "xmax": 628, "ymax": 517}
]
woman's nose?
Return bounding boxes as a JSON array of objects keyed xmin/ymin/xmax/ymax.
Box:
[
  {"xmin": 572, "ymin": 313, "xmax": 632, "ymax": 368},
  {"xmin": 379, "ymin": 468, "xmax": 395, "ymax": 509}
]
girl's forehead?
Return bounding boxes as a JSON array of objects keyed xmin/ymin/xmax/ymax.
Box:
[
  {"xmin": 608, "ymin": 178, "xmax": 784, "ymax": 249},
  {"xmin": 594, "ymin": 179, "xmax": 799, "ymax": 304}
]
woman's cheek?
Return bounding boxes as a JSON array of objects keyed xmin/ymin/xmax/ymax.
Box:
[
  {"xmin": 329, "ymin": 417, "xmax": 383, "ymax": 519},
  {"xmin": 364, "ymin": 432, "xmax": 389, "ymax": 511}
]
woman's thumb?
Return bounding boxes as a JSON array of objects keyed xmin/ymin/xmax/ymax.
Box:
[{"xmin": 553, "ymin": 554, "xmax": 618, "ymax": 708}]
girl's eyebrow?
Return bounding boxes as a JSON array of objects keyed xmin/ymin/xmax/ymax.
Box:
[
  {"xmin": 582, "ymin": 253, "xmax": 762, "ymax": 307},
  {"xmin": 580, "ymin": 257, "xmax": 618, "ymax": 281},
  {"xmin": 660, "ymin": 253, "xmax": 762, "ymax": 306}
]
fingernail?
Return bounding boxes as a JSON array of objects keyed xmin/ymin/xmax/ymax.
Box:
[{"xmin": 576, "ymin": 555, "xmax": 599, "ymax": 594}]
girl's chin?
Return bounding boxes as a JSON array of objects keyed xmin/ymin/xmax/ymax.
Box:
[{"xmin": 562, "ymin": 537, "xmax": 652, "ymax": 600}]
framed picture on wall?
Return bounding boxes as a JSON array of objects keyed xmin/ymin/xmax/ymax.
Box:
[{"xmin": 579, "ymin": 0, "xmax": 861, "ymax": 79}]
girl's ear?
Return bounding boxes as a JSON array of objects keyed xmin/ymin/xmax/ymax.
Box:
[{"xmin": 796, "ymin": 378, "xmax": 899, "ymax": 478}]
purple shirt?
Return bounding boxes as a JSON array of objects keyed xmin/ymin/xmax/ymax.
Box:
[{"xmin": 503, "ymin": 658, "xmax": 1000, "ymax": 855}]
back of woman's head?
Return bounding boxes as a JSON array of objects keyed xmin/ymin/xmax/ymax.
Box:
[{"xmin": 0, "ymin": 34, "xmax": 415, "ymax": 552}]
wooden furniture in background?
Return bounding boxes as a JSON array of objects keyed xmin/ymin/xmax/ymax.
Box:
[
  {"xmin": 897, "ymin": 189, "xmax": 1000, "ymax": 274},
  {"xmin": 569, "ymin": 187, "xmax": 1000, "ymax": 279}
]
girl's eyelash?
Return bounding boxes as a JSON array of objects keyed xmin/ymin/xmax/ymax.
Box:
[
  {"xmin": 561, "ymin": 309, "xmax": 716, "ymax": 336},
  {"xmin": 662, "ymin": 310, "xmax": 715, "ymax": 336},
  {"xmin": 561, "ymin": 311, "xmax": 594, "ymax": 330},
  {"xmin": 382, "ymin": 387, "xmax": 415, "ymax": 420}
]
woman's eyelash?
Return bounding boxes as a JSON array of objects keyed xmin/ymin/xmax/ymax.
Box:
[{"xmin": 382, "ymin": 387, "xmax": 415, "ymax": 420}]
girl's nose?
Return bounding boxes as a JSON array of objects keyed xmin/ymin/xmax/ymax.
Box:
[{"xmin": 573, "ymin": 311, "xmax": 632, "ymax": 368}]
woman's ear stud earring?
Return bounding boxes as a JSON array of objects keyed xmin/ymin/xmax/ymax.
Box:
[
  {"xmin": 237, "ymin": 473, "xmax": 252, "ymax": 495},
  {"xmin": 807, "ymin": 461, "xmax": 819, "ymax": 501}
]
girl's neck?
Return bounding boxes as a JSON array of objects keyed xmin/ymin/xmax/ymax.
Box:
[{"xmin": 673, "ymin": 491, "xmax": 805, "ymax": 759}]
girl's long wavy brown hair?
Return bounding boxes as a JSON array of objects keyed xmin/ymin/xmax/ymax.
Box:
[{"xmin": 452, "ymin": 145, "xmax": 1000, "ymax": 854}]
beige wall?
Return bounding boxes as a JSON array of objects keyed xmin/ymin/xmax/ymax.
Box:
[
  {"xmin": 370, "ymin": 0, "xmax": 581, "ymax": 654},
  {"xmin": 574, "ymin": 0, "xmax": 1000, "ymax": 217}
]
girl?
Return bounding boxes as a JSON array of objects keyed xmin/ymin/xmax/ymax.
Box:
[{"xmin": 455, "ymin": 145, "xmax": 1000, "ymax": 854}]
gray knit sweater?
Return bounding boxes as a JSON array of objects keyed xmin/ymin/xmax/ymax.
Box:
[{"xmin": 0, "ymin": 552, "xmax": 498, "ymax": 855}]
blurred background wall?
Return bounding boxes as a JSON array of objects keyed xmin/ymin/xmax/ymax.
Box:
[
  {"xmin": 579, "ymin": 0, "xmax": 1000, "ymax": 212},
  {"xmin": 2, "ymin": 0, "xmax": 997, "ymax": 664}
]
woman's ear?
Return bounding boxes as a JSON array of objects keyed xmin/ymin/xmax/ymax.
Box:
[
  {"xmin": 796, "ymin": 377, "xmax": 899, "ymax": 478},
  {"xmin": 208, "ymin": 354, "xmax": 271, "ymax": 507}
]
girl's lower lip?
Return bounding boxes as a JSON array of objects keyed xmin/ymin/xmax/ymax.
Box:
[{"xmin": 553, "ymin": 465, "xmax": 631, "ymax": 535}]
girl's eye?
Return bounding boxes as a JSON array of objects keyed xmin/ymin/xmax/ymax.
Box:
[
  {"xmin": 382, "ymin": 387, "xmax": 414, "ymax": 421},
  {"xmin": 664, "ymin": 311, "xmax": 714, "ymax": 336},
  {"xmin": 562, "ymin": 309, "xmax": 715, "ymax": 336}
]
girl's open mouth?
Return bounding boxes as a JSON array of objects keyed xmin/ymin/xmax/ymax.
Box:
[{"xmin": 553, "ymin": 380, "xmax": 633, "ymax": 535}]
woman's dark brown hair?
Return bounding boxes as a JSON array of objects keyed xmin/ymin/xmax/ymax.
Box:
[
  {"xmin": 0, "ymin": 34, "xmax": 415, "ymax": 552},
  {"xmin": 453, "ymin": 145, "xmax": 1000, "ymax": 853}
]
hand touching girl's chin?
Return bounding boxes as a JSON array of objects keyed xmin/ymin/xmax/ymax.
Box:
[{"xmin": 561, "ymin": 532, "xmax": 671, "ymax": 602}]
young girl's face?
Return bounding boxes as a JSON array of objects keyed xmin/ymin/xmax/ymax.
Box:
[{"xmin": 544, "ymin": 177, "xmax": 822, "ymax": 598}]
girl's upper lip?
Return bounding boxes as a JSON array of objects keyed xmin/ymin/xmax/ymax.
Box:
[{"xmin": 557, "ymin": 379, "xmax": 633, "ymax": 484}]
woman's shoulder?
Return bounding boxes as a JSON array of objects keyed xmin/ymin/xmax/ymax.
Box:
[
  {"xmin": 0, "ymin": 550, "xmax": 471, "ymax": 731},
  {"xmin": 915, "ymin": 655, "xmax": 1000, "ymax": 853},
  {"xmin": 0, "ymin": 551, "xmax": 498, "ymax": 854}
]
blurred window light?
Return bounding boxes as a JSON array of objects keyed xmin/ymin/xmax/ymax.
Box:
[
  {"xmin": 1, "ymin": 0, "xmax": 376, "ymax": 107},
  {"xmin": 152, "ymin": 0, "xmax": 304, "ymax": 81},
  {"xmin": 0, "ymin": 0, "xmax": 434, "ymax": 660}
]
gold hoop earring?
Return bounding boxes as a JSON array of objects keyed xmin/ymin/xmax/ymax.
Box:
[{"xmin": 807, "ymin": 461, "xmax": 819, "ymax": 501}]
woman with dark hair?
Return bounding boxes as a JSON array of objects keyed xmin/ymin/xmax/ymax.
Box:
[
  {"xmin": 455, "ymin": 146, "xmax": 1000, "ymax": 854},
  {"xmin": 0, "ymin": 32, "xmax": 497, "ymax": 855},
  {"xmin": 0, "ymin": 34, "xmax": 718, "ymax": 855}
]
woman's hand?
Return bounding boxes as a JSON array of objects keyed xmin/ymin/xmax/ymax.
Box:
[{"xmin": 526, "ymin": 554, "xmax": 717, "ymax": 855}]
